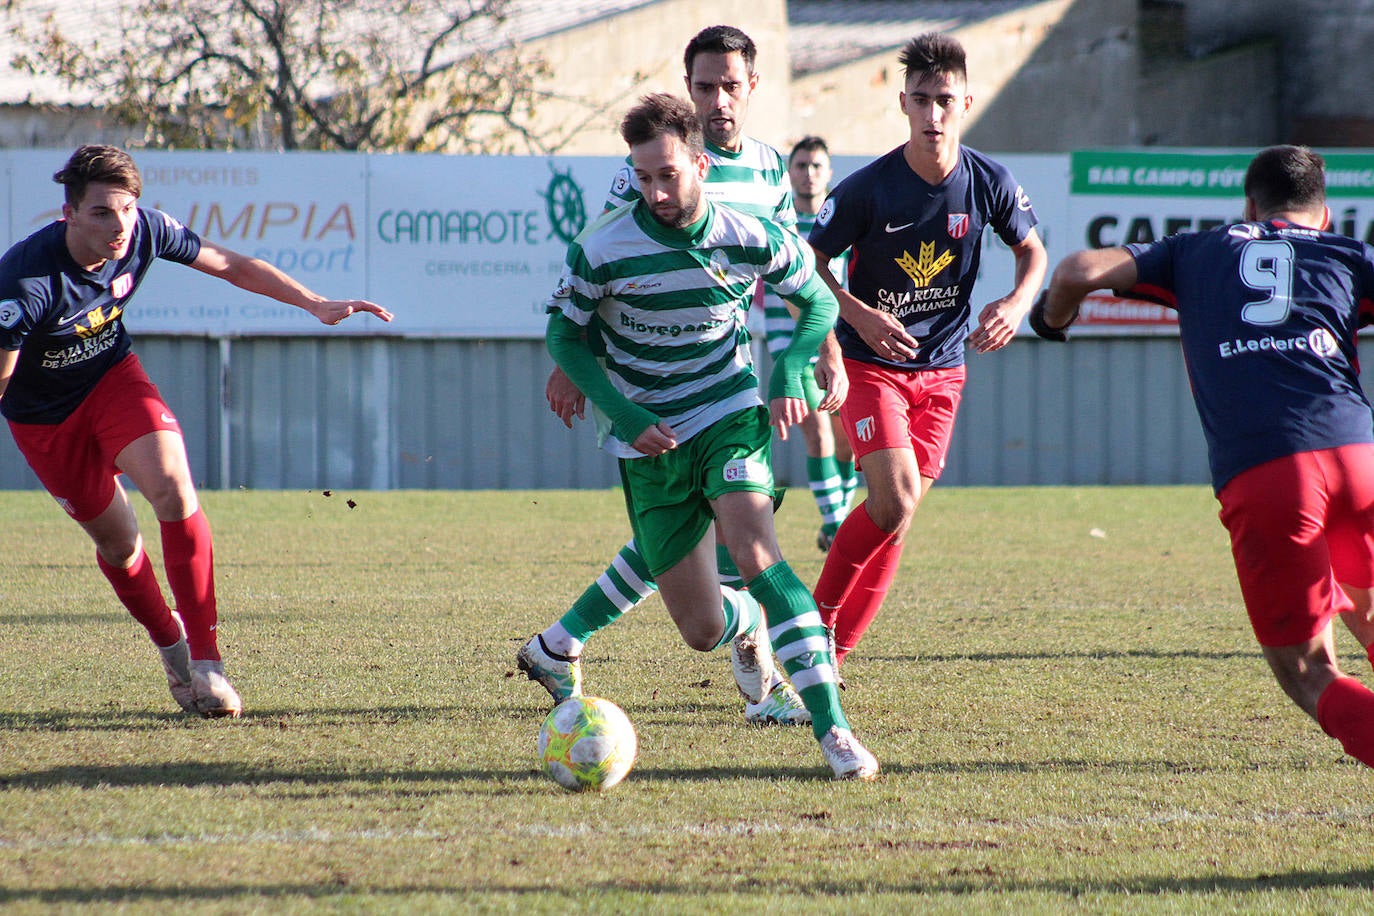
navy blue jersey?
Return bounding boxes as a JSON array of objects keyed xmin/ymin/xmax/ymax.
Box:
[
  {"xmin": 1125, "ymin": 220, "xmax": 1374, "ymax": 491},
  {"xmin": 808, "ymin": 145, "xmax": 1037, "ymax": 370},
  {"xmin": 0, "ymin": 208, "xmax": 201, "ymax": 424}
]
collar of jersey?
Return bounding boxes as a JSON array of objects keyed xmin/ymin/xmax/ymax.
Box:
[
  {"xmin": 705, "ymin": 138, "xmax": 747, "ymax": 161},
  {"xmin": 632, "ymin": 200, "xmax": 714, "ymax": 248}
]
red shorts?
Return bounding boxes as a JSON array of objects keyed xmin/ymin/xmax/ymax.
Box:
[
  {"xmin": 838, "ymin": 359, "xmax": 965, "ymax": 479},
  {"xmin": 1217, "ymin": 444, "xmax": 1374, "ymax": 646},
  {"xmin": 8, "ymin": 354, "xmax": 180, "ymax": 521}
]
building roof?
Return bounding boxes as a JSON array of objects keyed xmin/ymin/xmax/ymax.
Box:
[{"xmin": 787, "ymin": 0, "xmax": 1041, "ymax": 76}]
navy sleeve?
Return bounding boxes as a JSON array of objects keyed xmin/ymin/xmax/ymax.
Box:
[
  {"xmin": 807, "ymin": 173, "xmax": 868, "ymax": 260},
  {"xmin": 1123, "ymin": 238, "xmax": 1179, "ymax": 308},
  {"xmin": 987, "ymin": 162, "xmax": 1038, "ymax": 248},
  {"xmin": 144, "ymin": 208, "xmax": 202, "ymax": 264}
]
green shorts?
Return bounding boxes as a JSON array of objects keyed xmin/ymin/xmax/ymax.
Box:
[{"xmin": 619, "ymin": 406, "xmax": 775, "ymax": 577}]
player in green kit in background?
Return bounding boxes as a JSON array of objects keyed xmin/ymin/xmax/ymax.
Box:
[
  {"xmin": 763, "ymin": 135, "xmax": 860, "ymax": 552},
  {"xmin": 543, "ymin": 93, "xmax": 876, "ymax": 780},
  {"xmin": 522, "ymin": 26, "xmax": 840, "ymax": 726}
]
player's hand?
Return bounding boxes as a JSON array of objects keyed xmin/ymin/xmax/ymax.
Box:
[
  {"xmin": 545, "ymin": 367, "xmax": 586, "ymax": 428},
  {"xmin": 813, "ymin": 343, "xmax": 848, "ymax": 412},
  {"xmin": 632, "ymin": 420, "xmax": 677, "ymax": 456},
  {"xmin": 769, "ymin": 396, "xmax": 809, "ymax": 440},
  {"xmin": 850, "ymin": 303, "xmax": 917, "ymax": 361},
  {"xmin": 310, "ymin": 299, "xmax": 393, "ymax": 326},
  {"xmin": 968, "ymin": 295, "xmax": 1026, "ymax": 353},
  {"xmin": 1027, "ymin": 291, "xmax": 1072, "ymax": 342}
]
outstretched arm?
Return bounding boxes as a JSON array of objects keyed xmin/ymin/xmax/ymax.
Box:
[
  {"xmin": 1032, "ymin": 247, "xmax": 1139, "ymax": 338},
  {"xmin": 190, "ymin": 239, "xmax": 393, "ymax": 326}
]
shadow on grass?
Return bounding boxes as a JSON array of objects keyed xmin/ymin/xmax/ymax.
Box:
[
  {"xmin": 875, "ymin": 647, "xmax": 1264, "ymax": 664},
  {"xmin": 2, "ymin": 867, "xmax": 1373, "ymax": 905}
]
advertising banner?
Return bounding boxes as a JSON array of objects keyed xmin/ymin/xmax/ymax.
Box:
[
  {"xmin": 1068, "ymin": 149, "xmax": 1374, "ymax": 335},
  {"xmin": 4, "ymin": 148, "xmax": 1372, "ymax": 338},
  {"xmin": 365, "ymin": 155, "xmax": 612, "ymax": 338}
]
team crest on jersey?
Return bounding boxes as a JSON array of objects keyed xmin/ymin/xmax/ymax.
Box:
[
  {"xmin": 708, "ymin": 249, "xmax": 731, "ymax": 283},
  {"xmin": 1309, "ymin": 328, "xmax": 1339, "ymax": 358},
  {"xmin": 895, "ymin": 242, "xmax": 955, "ymax": 287},
  {"xmin": 0, "ymin": 299, "xmax": 20, "ymax": 329},
  {"xmin": 612, "ymin": 167, "xmax": 632, "ymax": 196},
  {"xmin": 947, "ymin": 213, "xmax": 969, "ymax": 239},
  {"xmin": 111, "ymin": 273, "xmax": 133, "ymax": 299},
  {"xmin": 74, "ymin": 304, "xmax": 123, "ymax": 339},
  {"xmin": 816, "ymin": 198, "xmax": 835, "ymax": 227},
  {"xmin": 854, "ymin": 416, "xmax": 875, "ymax": 442}
]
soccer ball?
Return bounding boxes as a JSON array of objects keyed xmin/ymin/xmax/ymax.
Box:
[{"xmin": 538, "ymin": 696, "xmax": 638, "ymax": 792}]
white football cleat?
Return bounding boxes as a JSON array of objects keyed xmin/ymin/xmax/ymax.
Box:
[
  {"xmin": 730, "ymin": 630, "xmax": 775, "ymax": 705},
  {"xmin": 190, "ymin": 659, "xmax": 243, "ymax": 719},
  {"xmin": 819, "ymin": 726, "xmax": 879, "ymax": 781},
  {"xmin": 157, "ymin": 623, "xmax": 197, "ymax": 715},
  {"xmin": 516, "ymin": 634, "xmax": 583, "ymax": 704},
  {"xmin": 744, "ymin": 678, "xmax": 811, "ymax": 726}
]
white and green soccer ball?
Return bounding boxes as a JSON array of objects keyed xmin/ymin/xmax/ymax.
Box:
[{"xmin": 538, "ymin": 696, "xmax": 638, "ymax": 792}]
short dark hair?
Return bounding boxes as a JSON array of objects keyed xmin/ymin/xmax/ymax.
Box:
[
  {"xmin": 789, "ymin": 135, "xmax": 830, "ymax": 164},
  {"xmin": 684, "ymin": 25, "xmax": 756, "ymax": 80},
  {"xmin": 898, "ymin": 32, "xmax": 967, "ymax": 87},
  {"xmin": 1244, "ymin": 145, "xmax": 1326, "ymax": 216},
  {"xmin": 53, "ymin": 145, "xmax": 142, "ymax": 207},
  {"xmin": 620, "ymin": 93, "xmax": 704, "ymax": 157}
]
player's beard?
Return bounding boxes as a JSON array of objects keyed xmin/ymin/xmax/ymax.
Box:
[{"xmin": 651, "ymin": 185, "xmax": 703, "ymax": 230}]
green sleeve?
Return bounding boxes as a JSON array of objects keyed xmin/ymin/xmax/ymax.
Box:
[
  {"xmin": 546, "ymin": 312, "xmax": 658, "ymax": 444},
  {"xmin": 769, "ymin": 272, "xmax": 838, "ymax": 401}
]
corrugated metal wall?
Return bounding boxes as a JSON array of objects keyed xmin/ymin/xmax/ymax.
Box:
[{"xmin": 4, "ymin": 336, "xmax": 1373, "ymax": 491}]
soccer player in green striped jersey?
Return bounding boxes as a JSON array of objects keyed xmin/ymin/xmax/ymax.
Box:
[
  {"xmin": 525, "ymin": 26, "xmax": 841, "ymax": 728},
  {"xmin": 539, "ymin": 93, "xmax": 876, "ymax": 780},
  {"xmin": 766, "ymin": 136, "xmax": 861, "ymax": 553}
]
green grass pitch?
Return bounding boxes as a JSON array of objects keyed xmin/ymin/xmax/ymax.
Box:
[{"xmin": 2, "ymin": 486, "xmax": 1372, "ymax": 912}]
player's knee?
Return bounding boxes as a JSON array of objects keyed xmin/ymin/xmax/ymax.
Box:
[
  {"xmin": 867, "ymin": 492, "xmax": 918, "ymax": 536},
  {"xmin": 680, "ymin": 627, "xmax": 719, "ymax": 652},
  {"xmin": 138, "ymin": 476, "xmax": 197, "ymax": 519}
]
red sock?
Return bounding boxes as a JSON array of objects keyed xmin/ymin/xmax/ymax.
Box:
[
  {"xmin": 160, "ymin": 508, "xmax": 220, "ymax": 661},
  {"xmin": 97, "ymin": 548, "xmax": 181, "ymax": 647},
  {"xmin": 832, "ymin": 537, "xmax": 905, "ymax": 661},
  {"xmin": 1316, "ymin": 676, "xmax": 1374, "ymax": 767},
  {"xmin": 814, "ymin": 503, "xmax": 895, "ymax": 628}
]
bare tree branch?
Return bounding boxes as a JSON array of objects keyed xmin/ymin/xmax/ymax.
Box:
[{"xmin": 6, "ymin": 0, "xmax": 556, "ymax": 153}]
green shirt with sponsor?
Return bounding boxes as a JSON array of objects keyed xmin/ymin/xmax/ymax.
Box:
[{"xmin": 546, "ymin": 199, "xmax": 833, "ymax": 458}]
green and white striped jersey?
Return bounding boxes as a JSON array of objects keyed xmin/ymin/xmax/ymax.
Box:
[
  {"xmin": 605, "ymin": 137, "xmax": 796, "ymax": 229},
  {"xmin": 548, "ymin": 200, "xmax": 817, "ymax": 459},
  {"xmin": 763, "ymin": 208, "xmax": 850, "ymax": 357}
]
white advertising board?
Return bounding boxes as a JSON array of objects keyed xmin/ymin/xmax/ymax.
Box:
[{"xmin": 4, "ymin": 148, "xmax": 1372, "ymax": 338}]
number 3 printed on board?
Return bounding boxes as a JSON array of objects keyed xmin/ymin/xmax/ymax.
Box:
[{"xmin": 1239, "ymin": 239, "xmax": 1295, "ymax": 326}]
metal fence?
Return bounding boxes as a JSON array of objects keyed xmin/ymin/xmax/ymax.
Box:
[{"xmin": 7, "ymin": 335, "xmax": 1370, "ymax": 493}]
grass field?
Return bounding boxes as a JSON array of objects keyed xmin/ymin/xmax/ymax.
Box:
[{"xmin": 2, "ymin": 486, "xmax": 1372, "ymax": 913}]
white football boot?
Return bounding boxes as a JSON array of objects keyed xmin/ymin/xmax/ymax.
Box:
[
  {"xmin": 190, "ymin": 659, "xmax": 243, "ymax": 718},
  {"xmin": 819, "ymin": 726, "xmax": 879, "ymax": 781},
  {"xmin": 745, "ymin": 676, "xmax": 812, "ymax": 726},
  {"xmin": 730, "ymin": 628, "xmax": 775, "ymax": 705},
  {"xmin": 516, "ymin": 634, "xmax": 583, "ymax": 704},
  {"xmin": 157, "ymin": 613, "xmax": 197, "ymax": 714}
]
